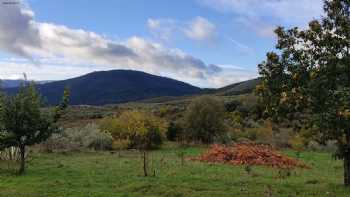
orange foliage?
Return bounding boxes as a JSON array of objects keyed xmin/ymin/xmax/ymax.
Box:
[{"xmin": 191, "ymin": 143, "xmax": 309, "ymax": 169}]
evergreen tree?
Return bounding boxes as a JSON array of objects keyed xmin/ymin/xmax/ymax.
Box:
[{"xmin": 0, "ymin": 83, "xmax": 69, "ymax": 174}]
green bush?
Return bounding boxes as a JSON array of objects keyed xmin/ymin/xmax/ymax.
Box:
[
  {"xmin": 166, "ymin": 121, "xmax": 183, "ymax": 141},
  {"xmin": 183, "ymin": 96, "xmax": 227, "ymax": 143}
]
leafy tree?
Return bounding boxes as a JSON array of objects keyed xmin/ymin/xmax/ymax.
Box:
[
  {"xmin": 0, "ymin": 84, "xmax": 69, "ymax": 174},
  {"xmin": 101, "ymin": 111, "xmax": 167, "ymax": 150},
  {"xmin": 101, "ymin": 110, "xmax": 167, "ymax": 176},
  {"xmin": 256, "ymin": 0, "xmax": 350, "ymax": 186},
  {"xmin": 183, "ymin": 96, "xmax": 227, "ymax": 143}
]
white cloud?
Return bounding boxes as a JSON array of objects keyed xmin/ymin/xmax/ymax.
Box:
[
  {"xmin": 147, "ymin": 18, "xmax": 178, "ymax": 41},
  {"xmin": 0, "ymin": 1, "xmax": 255, "ymax": 88},
  {"xmin": 184, "ymin": 17, "xmax": 216, "ymax": 41},
  {"xmin": 147, "ymin": 16, "xmax": 217, "ymax": 43},
  {"xmin": 199, "ymin": 0, "xmax": 323, "ymax": 37},
  {"xmin": 0, "ymin": 2, "xmax": 41, "ymax": 58}
]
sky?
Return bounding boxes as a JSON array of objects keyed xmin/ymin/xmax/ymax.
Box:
[{"xmin": 0, "ymin": 0, "xmax": 324, "ymax": 88}]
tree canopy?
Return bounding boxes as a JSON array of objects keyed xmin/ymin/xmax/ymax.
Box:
[
  {"xmin": 256, "ymin": 0, "xmax": 350, "ymax": 186},
  {"xmin": 184, "ymin": 96, "xmax": 227, "ymax": 143},
  {"xmin": 0, "ymin": 83, "xmax": 69, "ymax": 174}
]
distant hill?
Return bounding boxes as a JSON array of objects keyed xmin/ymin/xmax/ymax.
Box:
[
  {"xmin": 1, "ymin": 80, "xmax": 51, "ymax": 88},
  {"xmin": 135, "ymin": 78, "xmax": 260, "ymax": 105},
  {"xmin": 6, "ymin": 70, "xmax": 201, "ymax": 105},
  {"xmin": 203, "ymin": 78, "xmax": 260, "ymax": 96}
]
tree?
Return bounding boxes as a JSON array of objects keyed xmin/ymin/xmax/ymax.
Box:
[
  {"xmin": 101, "ymin": 111, "xmax": 167, "ymax": 176},
  {"xmin": 183, "ymin": 96, "xmax": 227, "ymax": 143},
  {"xmin": 0, "ymin": 83, "xmax": 69, "ymax": 174},
  {"xmin": 256, "ymin": 0, "xmax": 350, "ymax": 186},
  {"xmin": 101, "ymin": 111, "xmax": 167, "ymax": 150}
]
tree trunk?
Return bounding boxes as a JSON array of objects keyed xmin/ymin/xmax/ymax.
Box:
[
  {"xmin": 19, "ymin": 145, "xmax": 26, "ymax": 175},
  {"xmin": 143, "ymin": 151, "xmax": 148, "ymax": 177}
]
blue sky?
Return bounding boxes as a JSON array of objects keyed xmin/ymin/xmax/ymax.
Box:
[{"xmin": 0, "ymin": 0, "xmax": 324, "ymax": 87}]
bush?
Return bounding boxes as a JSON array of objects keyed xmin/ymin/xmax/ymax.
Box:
[
  {"xmin": 306, "ymin": 140, "xmax": 338, "ymax": 153},
  {"xmin": 112, "ymin": 139, "xmax": 130, "ymax": 150},
  {"xmin": 100, "ymin": 111, "xmax": 167, "ymax": 150},
  {"xmin": 236, "ymin": 105, "xmax": 249, "ymax": 118},
  {"xmin": 166, "ymin": 121, "xmax": 183, "ymax": 141},
  {"xmin": 183, "ymin": 96, "xmax": 227, "ymax": 143},
  {"xmin": 229, "ymin": 111, "xmax": 244, "ymax": 126},
  {"xmin": 289, "ymin": 134, "xmax": 306, "ymax": 153},
  {"xmin": 231, "ymin": 120, "xmax": 293, "ymax": 148},
  {"xmin": 43, "ymin": 123, "xmax": 113, "ymax": 152},
  {"xmin": 307, "ymin": 140, "xmax": 323, "ymax": 152},
  {"xmin": 224, "ymin": 100, "xmax": 242, "ymax": 112}
]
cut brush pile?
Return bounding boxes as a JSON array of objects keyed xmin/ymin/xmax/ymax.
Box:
[{"xmin": 191, "ymin": 143, "xmax": 309, "ymax": 169}]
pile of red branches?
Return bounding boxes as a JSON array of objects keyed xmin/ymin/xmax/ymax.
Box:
[{"xmin": 191, "ymin": 143, "xmax": 308, "ymax": 169}]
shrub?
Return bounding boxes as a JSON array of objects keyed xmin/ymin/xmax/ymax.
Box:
[
  {"xmin": 166, "ymin": 121, "xmax": 183, "ymax": 141},
  {"xmin": 307, "ymin": 140, "xmax": 323, "ymax": 152},
  {"xmin": 183, "ymin": 96, "xmax": 227, "ymax": 143},
  {"xmin": 306, "ymin": 140, "xmax": 338, "ymax": 153},
  {"xmin": 224, "ymin": 100, "xmax": 242, "ymax": 112},
  {"xmin": 43, "ymin": 123, "xmax": 112, "ymax": 152},
  {"xmin": 242, "ymin": 128, "xmax": 258, "ymax": 141},
  {"xmin": 289, "ymin": 134, "xmax": 306, "ymax": 152},
  {"xmin": 271, "ymin": 128, "xmax": 293, "ymax": 148},
  {"xmin": 112, "ymin": 139, "xmax": 130, "ymax": 150},
  {"xmin": 229, "ymin": 111, "xmax": 244, "ymax": 126},
  {"xmin": 231, "ymin": 120, "xmax": 293, "ymax": 148},
  {"xmin": 236, "ymin": 105, "xmax": 249, "ymax": 118},
  {"xmin": 100, "ymin": 111, "xmax": 167, "ymax": 150}
]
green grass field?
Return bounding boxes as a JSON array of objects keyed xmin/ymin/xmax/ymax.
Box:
[{"xmin": 0, "ymin": 146, "xmax": 349, "ymax": 197}]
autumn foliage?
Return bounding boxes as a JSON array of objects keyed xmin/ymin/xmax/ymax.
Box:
[{"xmin": 192, "ymin": 143, "xmax": 308, "ymax": 169}]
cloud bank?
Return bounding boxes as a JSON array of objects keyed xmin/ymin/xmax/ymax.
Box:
[{"xmin": 0, "ymin": 1, "xmax": 257, "ymax": 88}]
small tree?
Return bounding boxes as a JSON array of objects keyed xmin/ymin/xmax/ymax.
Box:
[
  {"xmin": 0, "ymin": 83, "xmax": 69, "ymax": 174},
  {"xmin": 183, "ymin": 96, "xmax": 227, "ymax": 144},
  {"xmin": 256, "ymin": 0, "xmax": 350, "ymax": 186},
  {"xmin": 101, "ymin": 111, "xmax": 167, "ymax": 176}
]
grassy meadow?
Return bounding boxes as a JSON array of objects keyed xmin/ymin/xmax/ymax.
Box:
[{"xmin": 0, "ymin": 144, "xmax": 349, "ymax": 197}]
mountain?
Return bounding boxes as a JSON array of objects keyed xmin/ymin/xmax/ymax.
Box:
[
  {"xmin": 1, "ymin": 80, "xmax": 23, "ymax": 88},
  {"xmin": 1, "ymin": 80, "xmax": 52, "ymax": 88},
  {"xmin": 208, "ymin": 78, "xmax": 261, "ymax": 96},
  {"xmin": 136, "ymin": 78, "xmax": 260, "ymax": 105},
  {"xmin": 201, "ymin": 78, "xmax": 260, "ymax": 96},
  {"xmin": 6, "ymin": 70, "xmax": 201, "ymax": 105}
]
